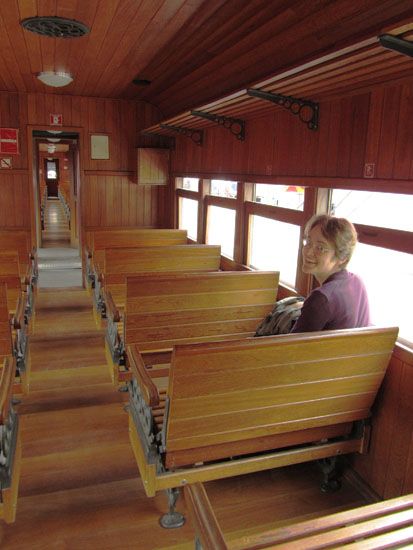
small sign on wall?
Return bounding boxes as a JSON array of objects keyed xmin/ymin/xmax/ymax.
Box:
[
  {"xmin": 0, "ymin": 128, "xmax": 19, "ymax": 154},
  {"xmin": 91, "ymin": 134, "xmax": 110, "ymax": 159},
  {"xmin": 0, "ymin": 157, "xmax": 12, "ymax": 169},
  {"xmin": 364, "ymin": 163, "xmax": 375, "ymax": 178},
  {"xmin": 50, "ymin": 113, "xmax": 63, "ymax": 126}
]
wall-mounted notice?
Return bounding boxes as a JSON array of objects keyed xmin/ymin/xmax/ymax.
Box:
[
  {"xmin": 91, "ymin": 134, "xmax": 110, "ymax": 159},
  {"xmin": 0, "ymin": 157, "xmax": 12, "ymax": 169},
  {"xmin": 0, "ymin": 128, "xmax": 19, "ymax": 154},
  {"xmin": 50, "ymin": 113, "xmax": 63, "ymax": 126}
]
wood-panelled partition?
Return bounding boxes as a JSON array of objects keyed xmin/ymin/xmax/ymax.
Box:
[
  {"xmin": 352, "ymin": 346, "xmax": 413, "ymax": 499},
  {"xmin": 0, "ymin": 91, "xmax": 171, "ymax": 237},
  {"xmin": 171, "ymin": 82, "xmax": 413, "ymax": 189}
]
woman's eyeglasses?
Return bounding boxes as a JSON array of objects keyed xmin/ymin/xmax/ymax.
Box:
[{"xmin": 302, "ymin": 238, "xmax": 334, "ymax": 255}]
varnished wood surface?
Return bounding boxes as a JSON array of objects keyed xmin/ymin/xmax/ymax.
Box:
[
  {"xmin": 1, "ymin": 1, "xmax": 412, "ymax": 118},
  {"xmin": 185, "ymin": 484, "xmax": 413, "ymax": 549}
]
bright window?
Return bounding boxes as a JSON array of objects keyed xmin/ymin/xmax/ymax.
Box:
[
  {"xmin": 177, "ymin": 177, "xmax": 199, "ymax": 191},
  {"xmin": 254, "ymin": 183, "xmax": 304, "ymax": 211},
  {"xmin": 348, "ymin": 244, "xmax": 413, "ymax": 342},
  {"xmin": 178, "ymin": 197, "xmax": 198, "ymax": 240},
  {"xmin": 206, "ymin": 205, "xmax": 236, "ymax": 258},
  {"xmin": 210, "ymin": 179, "xmax": 237, "ymax": 198},
  {"xmin": 249, "ymin": 215, "xmax": 300, "ymax": 287},
  {"xmin": 331, "ymin": 189, "xmax": 413, "ymax": 231},
  {"xmin": 331, "ymin": 189, "xmax": 413, "ymax": 343},
  {"xmin": 47, "ymin": 161, "xmax": 57, "ymax": 179}
]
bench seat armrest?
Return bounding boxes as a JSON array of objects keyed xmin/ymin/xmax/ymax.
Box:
[
  {"xmin": 184, "ymin": 484, "xmax": 227, "ymax": 550},
  {"xmin": 128, "ymin": 344, "xmax": 160, "ymax": 408},
  {"xmin": 104, "ymin": 289, "xmax": 120, "ymax": 323},
  {"xmin": 11, "ymin": 293, "xmax": 25, "ymax": 330}
]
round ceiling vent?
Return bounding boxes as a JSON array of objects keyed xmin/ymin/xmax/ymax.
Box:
[{"xmin": 21, "ymin": 16, "xmax": 89, "ymax": 38}]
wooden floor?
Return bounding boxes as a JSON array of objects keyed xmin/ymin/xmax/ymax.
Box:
[{"xmin": 0, "ymin": 201, "xmax": 370, "ymax": 548}]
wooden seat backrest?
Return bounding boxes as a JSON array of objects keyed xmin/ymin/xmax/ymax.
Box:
[
  {"xmin": 0, "ymin": 356, "xmax": 15, "ymax": 425},
  {"xmin": 164, "ymin": 326, "xmax": 398, "ymax": 468},
  {"xmin": 0, "ymin": 230, "xmax": 32, "ymax": 276},
  {"xmin": 86, "ymin": 228, "xmax": 188, "ymax": 271},
  {"xmin": 125, "ymin": 271, "xmax": 279, "ymax": 351},
  {"xmin": 103, "ymin": 245, "xmax": 222, "ymax": 309},
  {"xmin": 0, "ymin": 283, "xmax": 12, "ymax": 358},
  {"xmin": 0, "ymin": 252, "xmax": 23, "ymax": 314}
]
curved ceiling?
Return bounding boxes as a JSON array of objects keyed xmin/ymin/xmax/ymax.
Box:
[{"xmin": 1, "ymin": 0, "xmax": 412, "ymax": 118}]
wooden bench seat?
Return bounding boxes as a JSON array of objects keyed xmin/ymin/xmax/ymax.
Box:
[
  {"xmin": 0, "ymin": 252, "xmax": 29, "ymax": 330},
  {"xmin": 0, "ymin": 229, "xmax": 38, "ymax": 288},
  {"xmin": 84, "ymin": 227, "xmax": 188, "ymax": 288},
  {"xmin": 127, "ymin": 326, "xmax": 398, "ymax": 526},
  {"xmin": 0, "ymin": 356, "xmax": 21, "ymax": 524},
  {"xmin": 97, "ymin": 242, "xmax": 221, "ymax": 324},
  {"xmin": 0, "ymin": 283, "xmax": 29, "ymax": 394},
  {"xmin": 184, "ymin": 484, "xmax": 413, "ymax": 549},
  {"xmin": 107, "ymin": 270, "xmax": 279, "ymax": 384}
]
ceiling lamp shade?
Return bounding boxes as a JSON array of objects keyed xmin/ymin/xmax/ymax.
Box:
[
  {"xmin": 47, "ymin": 138, "xmax": 61, "ymax": 143},
  {"xmin": 37, "ymin": 71, "xmax": 73, "ymax": 87}
]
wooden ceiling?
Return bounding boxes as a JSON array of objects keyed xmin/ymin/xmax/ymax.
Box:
[{"xmin": 1, "ymin": 0, "xmax": 413, "ymax": 119}]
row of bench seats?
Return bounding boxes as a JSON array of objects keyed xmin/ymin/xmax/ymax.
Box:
[
  {"xmin": 83, "ymin": 227, "xmax": 188, "ymax": 289},
  {"xmin": 0, "ymin": 229, "xmax": 36, "ymax": 523},
  {"xmin": 185, "ymin": 484, "xmax": 413, "ymax": 549},
  {"xmin": 0, "ymin": 230, "xmax": 36, "ymax": 392},
  {"xmin": 0, "ymin": 284, "xmax": 22, "ymax": 524},
  {"xmin": 83, "ymin": 227, "xmax": 399, "ymax": 530}
]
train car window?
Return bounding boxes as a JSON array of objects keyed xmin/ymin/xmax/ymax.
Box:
[
  {"xmin": 248, "ymin": 216, "xmax": 300, "ymax": 287},
  {"xmin": 331, "ymin": 189, "xmax": 413, "ymax": 344},
  {"xmin": 177, "ymin": 177, "xmax": 199, "ymax": 191},
  {"xmin": 210, "ymin": 179, "xmax": 237, "ymax": 198},
  {"xmin": 47, "ymin": 160, "xmax": 58, "ymax": 179},
  {"xmin": 254, "ymin": 183, "xmax": 304, "ymax": 211},
  {"xmin": 206, "ymin": 205, "xmax": 236, "ymax": 258},
  {"xmin": 331, "ymin": 189, "xmax": 413, "ymax": 231},
  {"xmin": 178, "ymin": 197, "xmax": 198, "ymax": 240},
  {"xmin": 348, "ymin": 244, "xmax": 412, "ymax": 343}
]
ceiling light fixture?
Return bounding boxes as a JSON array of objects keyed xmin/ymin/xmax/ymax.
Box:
[
  {"xmin": 47, "ymin": 138, "xmax": 61, "ymax": 143},
  {"xmin": 37, "ymin": 71, "xmax": 73, "ymax": 87}
]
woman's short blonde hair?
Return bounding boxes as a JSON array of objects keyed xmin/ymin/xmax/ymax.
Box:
[{"xmin": 305, "ymin": 214, "xmax": 358, "ymax": 268}]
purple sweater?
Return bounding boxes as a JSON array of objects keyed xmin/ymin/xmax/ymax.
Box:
[{"xmin": 291, "ymin": 270, "xmax": 371, "ymax": 333}]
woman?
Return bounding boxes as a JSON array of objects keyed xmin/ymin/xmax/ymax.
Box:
[{"xmin": 291, "ymin": 214, "xmax": 371, "ymax": 333}]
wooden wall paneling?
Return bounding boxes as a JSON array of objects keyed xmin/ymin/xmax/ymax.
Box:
[
  {"xmin": 383, "ymin": 362, "xmax": 413, "ymax": 498},
  {"xmin": 274, "ymin": 110, "xmax": 297, "ymax": 176},
  {"xmin": 352, "ymin": 354, "xmax": 403, "ymax": 497},
  {"xmin": 335, "ymin": 97, "xmax": 353, "ymax": 177},
  {"xmin": 71, "ymin": 96, "xmax": 82, "ymax": 128},
  {"xmin": 315, "ymin": 101, "xmax": 332, "ymax": 180},
  {"xmin": 376, "ymin": 85, "xmax": 402, "ymax": 179},
  {"xmin": 247, "ymin": 115, "xmax": 275, "ymax": 176},
  {"xmin": 324, "ymin": 98, "xmax": 342, "ymax": 177},
  {"xmin": 128, "ymin": 180, "xmax": 138, "ymax": 226},
  {"xmin": 364, "ymin": 87, "xmax": 385, "ymax": 176},
  {"xmin": 404, "ymin": 430, "xmax": 413, "ymax": 494},
  {"xmin": 348, "ymin": 93, "xmax": 370, "ymax": 177},
  {"xmin": 393, "ymin": 83, "xmax": 413, "ymax": 180}
]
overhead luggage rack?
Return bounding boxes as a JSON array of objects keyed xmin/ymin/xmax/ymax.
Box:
[{"xmin": 141, "ymin": 23, "xmax": 413, "ymax": 140}]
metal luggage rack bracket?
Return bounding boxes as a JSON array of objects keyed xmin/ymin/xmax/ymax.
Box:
[
  {"xmin": 160, "ymin": 124, "xmax": 204, "ymax": 146},
  {"xmin": 191, "ymin": 110, "xmax": 245, "ymax": 141},
  {"xmin": 247, "ymin": 89, "xmax": 319, "ymax": 130}
]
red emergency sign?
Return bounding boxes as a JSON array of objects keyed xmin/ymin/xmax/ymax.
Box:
[{"xmin": 0, "ymin": 128, "xmax": 19, "ymax": 155}]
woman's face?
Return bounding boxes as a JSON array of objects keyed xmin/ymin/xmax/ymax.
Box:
[{"xmin": 302, "ymin": 224, "xmax": 345, "ymax": 284}]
